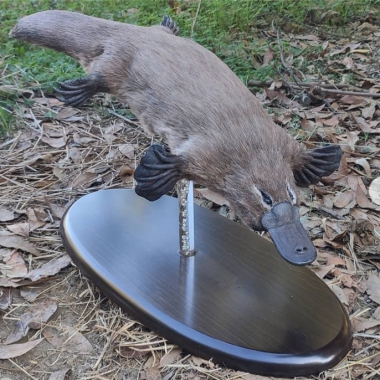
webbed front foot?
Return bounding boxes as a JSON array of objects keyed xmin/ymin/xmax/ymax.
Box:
[
  {"xmin": 134, "ymin": 144, "xmax": 184, "ymax": 201},
  {"xmin": 54, "ymin": 74, "xmax": 108, "ymax": 107}
]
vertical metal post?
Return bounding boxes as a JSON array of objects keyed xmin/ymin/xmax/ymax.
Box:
[{"xmin": 177, "ymin": 179, "xmax": 195, "ymax": 256}]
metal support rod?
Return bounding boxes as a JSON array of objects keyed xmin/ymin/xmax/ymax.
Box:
[{"xmin": 177, "ymin": 179, "xmax": 195, "ymax": 256}]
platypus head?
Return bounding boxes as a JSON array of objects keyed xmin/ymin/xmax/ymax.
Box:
[
  {"xmin": 134, "ymin": 144, "xmax": 342, "ymax": 266},
  {"xmin": 221, "ymin": 144, "xmax": 342, "ymax": 266}
]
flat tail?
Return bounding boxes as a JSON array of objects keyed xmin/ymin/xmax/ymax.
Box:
[{"xmin": 9, "ymin": 10, "xmax": 107, "ymax": 68}]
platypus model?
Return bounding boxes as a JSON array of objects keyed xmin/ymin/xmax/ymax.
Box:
[{"xmin": 10, "ymin": 11, "xmax": 342, "ymax": 265}]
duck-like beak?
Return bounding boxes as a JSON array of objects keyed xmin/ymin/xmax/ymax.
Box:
[{"xmin": 261, "ymin": 202, "xmax": 316, "ymax": 266}]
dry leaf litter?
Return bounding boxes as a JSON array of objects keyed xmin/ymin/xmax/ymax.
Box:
[{"xmin": 1, "ymin": 15, "xmax": 380, "ymax": 380}]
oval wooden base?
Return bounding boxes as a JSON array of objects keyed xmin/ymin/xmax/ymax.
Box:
[{"xmin": 61, "ymin": 189, "xmax": 352, "ymax": 377}]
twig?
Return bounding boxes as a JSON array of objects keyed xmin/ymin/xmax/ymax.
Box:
[
  {"xmin": 248, "ymin": 80, "xmax": 362, "ymax": 90},
  {"xmin": 190, "ymin": 0, "xmax": 202, "ymax": 39},
  {"xmin": 248, "ymin": 80, "xmax": 380, "ymax": 98},
  {"xmin": 318, "ymin": 206, "xmax": 345, "ymax": 220}
]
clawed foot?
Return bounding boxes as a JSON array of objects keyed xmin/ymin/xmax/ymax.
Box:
[
  {"xmin": 294, "ymin": 145, "xmax": 342, "ymax": 187},
  {"xmin": 160, "ymin": 14, "xmax": 180, "ymax": 36},
  {"xmin": 54, "ymin": 75, "xmax": 106, "ymax": 107},
  {"xmin": 134, "ymin": 144, "xmax": 184, "ymax": 201}
]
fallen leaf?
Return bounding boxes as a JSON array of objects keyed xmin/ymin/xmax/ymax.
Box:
[
  {"xmin": 0, "ymin": 206, "xmax": 15, "ymax": 222},
  {"xmin": 144, "ymin": 356, "xmax": 162, "ymax": 380},
  {"xmin": 20, "ymin": 287, "xmax": 41, "ymax": 302},
  {"xmin": 369, "ymin": 177, "xmax": 380, "ymax": 205},
  {"xmin": 53, "ymin": 107, "xmax": 78, "ymax": 120},
  {"xmin": 355, "ymin": 158, "xmax": 372, "ymax": 178},
  {"xmin": 356, "ymin": 183, "xmax": 379, "ymax": 210},
  {"xmin": 41, "ymin": 135, "xmax": 67, "ymax": 148},
  {"xmin": 366, "ymin": 273, "xmax": 380, "ymax": 304},
  {"xmin": 27, "ymin": 254, "xmax": 71, "ymax": 281},
  {"xmin": 0, "ymin": 235, "xmax": 40, "ymax": 256},
  {"xmin": 0, "ymin": 288, "xmax": 12, "ymax": 310},
  {"xmin": 24, "ymin": 298, "xmax": 58, "ymax": 329},
  {"xmin": 159, "ymin": 348, "xmax": 182, "ymax": 368},
  {"xmin": 44, "ymin": 198, "xmax": 67, "ymax": 219},
  {"xmin": 26, "ymin": 208, "xmax": 46, "ymax": 231},
  {"xmin": 262, "ymin": 49, "xmax": 273, "ymax": 66},
  {"xmin": 352, "ymin": 317, "xmax": 380, "ymax": 332},
  {"xmin": 7, "ymin": 222, "xmax": 30, "ymax": 237},
  {"xmin": 362, "ymin": 104, "xmax": 376, "ymax": 119},
  {"xmin": 340, "ymin": 95, "xmax": 365, "ymax": 106},
  {"xmin": 0, "ymin": 339, "xmax": 43, "ymax": 359},
  {"xmin": 330, "ymin": 284, "xmax": 348, "ymax": 305},
  {"xmin": 70, "ymin": 172, "xmax": 98, "ymax": 189},
  {"xmin": 43, "ymin": 326, "xmax": 94, "ymax": 354},
  {"xmin": 3, "ymin": 251, "xmax": 28, "ymax": 278},
  {"xmin": 48, "ymin": 368, "xmax": 71, "ymax": 380},
  {"xmin": 296, "ymin": 34, "xmax": 320, "ymax": 41},
  {"xmin": 5, "ymin": 298, "xmax": 58, "ymax": 344},
  {"xmin": 196, "ymin": 188, "xmax": 230, "ymax": 206},
  {"xmin": 334, "ymin": 191, "xmax": 355, "ymax": 209},
  {"xmin": 314, "ymin": 264, "xmax": 335, "ymax": 279},
  {"xmin": 118, "ymin": 144, "xmax": 135, "ymax": 159}
]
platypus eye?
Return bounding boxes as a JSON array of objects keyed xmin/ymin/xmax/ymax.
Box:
[{"xmin": 260, "ymin": 190, "xmax": 273, "ymax": 207}]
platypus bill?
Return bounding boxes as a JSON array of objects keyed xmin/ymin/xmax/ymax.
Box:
[{"xmin": 10, "ymin": 11, "xmax": 342, "ymax": 265}]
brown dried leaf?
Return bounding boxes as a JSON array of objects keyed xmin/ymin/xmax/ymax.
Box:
[
  {"xmin": 43, "ymin": 326, "xmax": 94, "ymax": 354},
  {"xmin": 0, "ymin": 288, "xmax": 12, "ymax": 310},
  {"xmin": 0, "ymin": 339, "xmax": 43, "ymax": 359},
  {"xmin": 41, "ymin": 135, "xmax": 67, "ymax": 148},
  {"xmin": 27, "ymin": 254, "xmax": 71, "ymax": 282},
  {"xmin": 0, "ymin": 235, "xmax": 40, "ymax": 256},
  {"xmin": 352, "ymin": 317, "xmax": 380, "ymax": 332},
  {"xmin": 314, "ymin": 264, "xmax": 335, "ymax": 279},
  {"xmin": 159, "ymin": 348, "xmax": 182, "ymax": 368},
  {"xmin": 68, "ymin": 147, "xmax": 82, "ymax": 164},
  {"xmin": 20, "ymin": 287, "xmax": 41, "ymax": 302},
  {"xmin": 0, "ymin": 206, "xmax": 15, "ymax": 222},
  {"xmin": 7, "ymin": 222, "xmax": 30, "ymax": 237},
  {"xmin": 334, "ymin": 191, "xmax": 355, "ymax": 209},
  {"xmin": 362, "ymin": 104, "xmax": 376, "ymax": 119},
  {"xmin": 262, "ymin": 49, "xmax": 273, "ymax": 66},
  {"xmin": 119, "ymin": 346, "xmax": 151, "ymax": 359},
  {"xmin": 355, "ymin": 158, "xmax": 372, "ymax": 178},
  {"xmin": 44, "ymin": 198, "xmax": 67, "ymax": 219},
  {"xmin": 24, "ymin": 298, "xmax": 58, "ymax": 329},
  {"xmin": 5, "ymin": 299, "xmax": 58, "ymax": 344},
  {"xmin": 346, "ymin": 131, "xmax": 359, "ymax": 152},
  {"xmin": 53, "ymin": 108, "xmax": 79, "ymax": 120},
  {"xmin": 70, "ymin": 172, "xmax": 98, "ymax": 189},
  {"xmin": 342, "ymin": 56, "xmax": 355, "ymax": 70},
  {"xmin": 366, "ymin": 272, "xmax": 380, "ymax": 304},
  {"xmin": 265, "ymin": 89, "xmax": 301, "ymax": 108},
  {"xmin": 48, "ymin": 368, "xmax": 71, "ymax": 380},
  {"xmin": 118, "ymin": 144, "xmax": 135, "ymax": 159},
  {"xmin": 26, "ymin": 208, "xmax": 46, "ymax": 231},
  {"xmin": 356, "ymin": 183, "xmax": 379, "ymax": 210},
  {"xmin": 330, "ymin": 284, "xmax": 348, "ymax": 305},
  {"xmin": 3, "ymin": 251, "xmax": 28, "ymax": 278},
  {"xmin": 196, "ymin": 188, "xmax": 230, "ymax": 206},
  {"xmin": 340, "ymin": 95, "xmax": 365, "ymax": 105}
]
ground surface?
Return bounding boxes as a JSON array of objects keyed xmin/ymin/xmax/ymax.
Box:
[{"xmin": 1, "ymin": 4, "xmax": 380, "ymax": 380}]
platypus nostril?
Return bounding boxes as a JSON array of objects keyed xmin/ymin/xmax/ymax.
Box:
[{"xmin": 295, "ymin": 246, "xmax": 308, "ymax": 254}]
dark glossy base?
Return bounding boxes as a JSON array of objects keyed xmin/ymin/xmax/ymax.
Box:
[{"xmin": 61, "ymin": 189, "xmax": 352, "ymax": 377}]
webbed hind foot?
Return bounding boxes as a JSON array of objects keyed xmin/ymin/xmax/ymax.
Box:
[
  {"xmin": 134, "ymin": 144, "xmax": 184, "ymax": 201},
  {"xmin": 54, "ymin": 74, "xmax": 108, "ymax": 107},
  {"xmin": 160, "ymin": 15, "xmax": 179, "ymax": 36}
]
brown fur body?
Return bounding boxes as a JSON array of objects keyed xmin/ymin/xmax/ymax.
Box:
[{"xmin": 10, "ymin": 11, "xmax": 334, "ymax": 231}]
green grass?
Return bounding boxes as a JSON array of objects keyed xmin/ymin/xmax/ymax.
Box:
[{"xmin": 1, "ymin": 0, "xmax": 379, "ymax": 134}]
